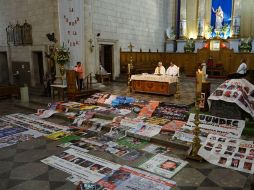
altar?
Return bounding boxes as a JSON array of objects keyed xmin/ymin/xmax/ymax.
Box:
[{"xmin": 131, "ymin": 74, "xmax": 178, "ymax": 96}]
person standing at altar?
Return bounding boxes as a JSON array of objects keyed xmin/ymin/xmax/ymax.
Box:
[
  {"xmin": 154, "ymin": 62, "xmax": 166, "ymax": 75},
  {"xmin": 166, "ymin": 62, "xmax": 178, "ymax": 76},
  {"xmin": 74, "ymin": 62, "xmax": 84, "ymax": 90},
  {"xmin": 227, "ymin": 59, "xmax": 247, "ymax": 79},
  {"xmin": 212, "ymin": 6, "xmax": 224, "ymax": 29}
]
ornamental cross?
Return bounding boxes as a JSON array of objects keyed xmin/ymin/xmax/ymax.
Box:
[{"xmin": 128, "ymin": 42, "xmax": 134, "ymax": 52}]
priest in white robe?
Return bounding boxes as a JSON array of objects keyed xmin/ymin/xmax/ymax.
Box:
[
  {"xmin": 154, "ymin": 62, "xmax": 166, "ymax": 75},
  {"xmin": 166, "ymin": 62, "xmax": 179, "ymax": 76}
]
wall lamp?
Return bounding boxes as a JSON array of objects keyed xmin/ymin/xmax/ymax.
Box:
[{"xmin": 88, "ymin": 39, "xmax": 94, "ymax": 52}]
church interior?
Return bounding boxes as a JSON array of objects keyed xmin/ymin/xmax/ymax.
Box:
[{"xmin": 0, "ymin": 0, "xmax": 254, "ymax": 190}]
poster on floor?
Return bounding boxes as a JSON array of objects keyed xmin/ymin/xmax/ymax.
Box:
[
  {"xmin": 41, "ymin": 148, "xmax": 121, "ymax": 183},
  {"xmin": 139, "ymin": 154, "xmax": 188, "ymax": 179},
  {"xmin": 0, "ymin": 121, "xmax": 43, "ymax": 148},
  {"xmin": 198, "ymin": 134, "xmax": 254, "ymax": 174},
  {"xmin": 173, "ymin": 113, "xmax": 245, "ymax": 143},
  {"xmin": 142, "ymin": 144, "xmax": 170, "ymax": 155},
  {"xmin": 97, "ymin": 166, "xmax": 176, "ymax": 190}
]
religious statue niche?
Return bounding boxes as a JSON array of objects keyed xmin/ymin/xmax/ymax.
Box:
[
  {"xmin": 6, "ymin": 23, "xmax": 14, "ymax": 45},
  {"xmin": 22, "ymin": 20, "xmax": 32, "ymax": 45},
  {"xmin": 13, "ymin": 22, "xmax": 23, "ymax": 46}
]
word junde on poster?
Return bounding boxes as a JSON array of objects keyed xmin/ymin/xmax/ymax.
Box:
[
  {"xmin": 198, "ymin": 134, "xmax": 254, "ymax": 174},
  {"xmin": 173, "ymin": 113, "xmax": 245, "ymax": 143}
]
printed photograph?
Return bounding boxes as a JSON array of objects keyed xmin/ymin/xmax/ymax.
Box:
[
  {"xmin": 226, "ymin": 146, "xmax": 236, "ymax": 152},
  {"xmin": 79, "ymin": 160, "xmax": 94, "ymax": 168},
  {"xmin": 243, "ymin": 162, "xmax": 252, "ymax": 170},
  {"xmin": 231, "ymin": 158, "xmax": 240, "ymax": 168},
  {"xmin": 160, "ymin": 160, "xmax": 180, "ymax": 171},
  {"xmin": 218, "ymin": 137, "xmax": 226, "ymax": 142},
  {"xmin": 62, "ymin": 154, "xmax": 76, "ymax": 161},
  {"xmin": 89, "ymin": 164, "xmax": 104, "ymax": 171},
  {"xmin": 224, "ymin": 151, "xmax": 233, "ymax": 156},
  {"xmin": 204, "ymin": 146, "xmax": 212, "ymax": 151},
  {"xmin": 98, "ymin": 167, "xmax": 113, "ymax": 175},
  {"xmin": 238, "ymin": 147, "xmax": 246, "ymax": 154},
  {"xmin": 206, "ymin": 142, "xmax": 215, "ymax": 147},
  {"xmin": 218, "ymin": 157, "xmax": 227, "ymax": 165}
]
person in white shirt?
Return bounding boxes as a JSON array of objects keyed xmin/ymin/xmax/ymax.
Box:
[
  {"xmin": 227, "ymin": 59, "xmax": 247, "ymax": 79},
  {"xmin": 154, "ymin": 62, "xmax": 166, "ymax": 75},
  {"xmin": 236, "ymin": 59, "xmax": 247, "ymax": 76},
  {"xmin": 166, "ymin": 62, "xmax": 179, "ymax": 76}
]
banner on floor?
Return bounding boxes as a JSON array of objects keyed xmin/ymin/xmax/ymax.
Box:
[
  {"xmin": 41, "ymin": 148, "xmax": 121, "ymax": 183},
  {"xmin": 173, "ymin": 113, "xmax": 245, "ymax": 143},
  {"xmin": 198, "ymin": 134, "xmax": 254, "ymax": 174}
]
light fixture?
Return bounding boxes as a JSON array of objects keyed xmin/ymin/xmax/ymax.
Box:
[{"xmin": 88, "ymin": 39, "xmax": 94, "ymax": 52}]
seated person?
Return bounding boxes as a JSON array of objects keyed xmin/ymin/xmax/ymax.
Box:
[
  {"xmin": 227, "ymin": 59, "xmax": 247, "ymax": 79},
  {"xmin": 166, "ymin": 62, "xmax": 179, "ymax": 76},
  {"xmin": 97, "ymin": 64, "xmax": 110, "ymax": 75},
  {"xmin": 154, "ymin": 62, "xmax": 166, "ymax": 75}
]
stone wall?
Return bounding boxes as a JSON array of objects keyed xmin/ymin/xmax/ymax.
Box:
[
  {"xmin": 0, "ymin": 0, "xmax": 59, "ymax": 85},
  {"xmin": 92, "ymin": 0, "xmax": 169, "ymax": 52}
]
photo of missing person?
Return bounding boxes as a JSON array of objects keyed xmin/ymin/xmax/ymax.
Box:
[
  {"xmin": 79, "ymin": 160, "xmax": 94, "ymax": 168},
  {"xmin": 62, "ymin": 155, "xmax": 76, "ymax": 161},
  {"xmin": 218, "ymin": 137, "xmax": 226, "ymax": 142},
  {"xmin": 100, "ymin": 169, "xmax": 131, "ymax": 186},
  {"xmin": 98, "ymin": 167, "xmax": 113, "ymax": 175},
  {"xmin": 56, "ymin": 152, "xmax": 69, "ymax": 158},
  {"xmin": 224, "ymin": 151, "xmax": 233, "ymax": 156},
  {"xmin": 226, "ymin": 146, "xmax": 236, "ymax": 152},
  {"xmin": 238, "ymin": 147, "xmax": 246, "ymax": 154},
  {"xmin": 206, "ymin": 142, "xmax": 214, "ymax": 147},
  {"xmin": 243, "ymin": 162, "xmax": 252, "ymax": 170},
  {"xmin": 249, "ymin": 149, "xmax": 254, "ymax": 156},
  {"xmin": 228, "ymin": 139, "xmax": 237, "ymax": 144},
  {"xmin": 218, "ymin": 157, "xmax": 227, "ymax": 165},
  {"xmin": 215, "ymin": 144, "xmax": 223, "ymax": 149},
  {"xmin": 160, "ymin": 160, "xmax": 180, "ymax": 171},
  {"xmin": 246, "ymin": 155, "xmax": 254, "ymax": 160},
  {"xmin": 71, "ymin": 158, "xmax": 85, "ymax": 165},
  {"xmin": 234, "ymin": 153, "xmax": 245, "ymax": 159},
  {"xmin": 204, "ymin": 146, "xmax": 212, "ymax": 151},
  {"xmin": 89, "ymin": 164, "xmax": 104, "ymax": 171},
  {"xmin": 231, "ymin": 158, "xmax": 240, "ymax": 168}
]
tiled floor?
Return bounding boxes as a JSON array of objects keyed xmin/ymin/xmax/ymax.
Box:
[{"xmin": 0, "ymin": 77, "xmax": 253, "ymax": 190}]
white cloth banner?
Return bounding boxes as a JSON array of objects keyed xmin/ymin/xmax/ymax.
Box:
[
  {"xmin": 58, "ymin": 0, "xmax": 84, "ymax": 67},
  {"xmin": 198, "ymin": 134, "xmax": 254, "ymax": 174},
  {"xmin": 208, "ymin": 79, "xmax": 254, "ymax": 118},
  {"xmin": 131, "ymin": 74, "xmax": 178, "ymax": 84}
]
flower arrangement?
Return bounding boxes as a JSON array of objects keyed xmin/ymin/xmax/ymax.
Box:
[
  {"xmin": 54, "ymin": 44, "xmax": 70, "ymax": 65},
  {"xmin": 184, "ymin": 38, "xmax": 195, "ymax": 53},
  {"xmin": 238, "ymin": 38, "xmax": 252, "ymax": 52},
  {"xmin": 207, "ymin": 25, "xmax": 214, "ymax": 38}
]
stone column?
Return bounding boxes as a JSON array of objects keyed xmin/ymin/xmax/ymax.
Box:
[
  {"xmin": 232, "ymin": 0, "xmax": 241, "ymax": 38},
  {"xmin": 179, "ymin": 0, "xmax": 187, "ymax": 39},
  {"xmin": 197, "ymin": 0, "xmax": 205, "ymax": 39},
  {"xmin": 84, "ymin": 0, "xmax": 96, "ymax": 76}
]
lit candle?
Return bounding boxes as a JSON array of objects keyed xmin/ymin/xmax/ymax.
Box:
[
  {"xmin": 128, "ymin": 63, "xmax": 131, "ymax": 74},
  {"xmin": 196, "ymin": 69, "xmax": 202, "ymax": 94}
]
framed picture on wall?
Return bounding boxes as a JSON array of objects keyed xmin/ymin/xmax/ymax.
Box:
[{"xmin": 210, "ymin": 40, "xmax": 220, "ymax": 51}]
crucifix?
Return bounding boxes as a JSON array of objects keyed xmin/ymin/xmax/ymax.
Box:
[{"xmin": 128, "ymin": 42, "xmax": 134, "ymax": 52}]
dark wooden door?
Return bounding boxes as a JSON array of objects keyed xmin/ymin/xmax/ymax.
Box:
[
  {"xmin": 103, "ymin": 45, "xmax": 113, "ymax": 75},
  {"xmin": 12, "ymin": 61, "xmax": 31, "ymax": 86},
  {"xmin": 0, "ymin": 52, "xmax": 9, "ymax": 84}
]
